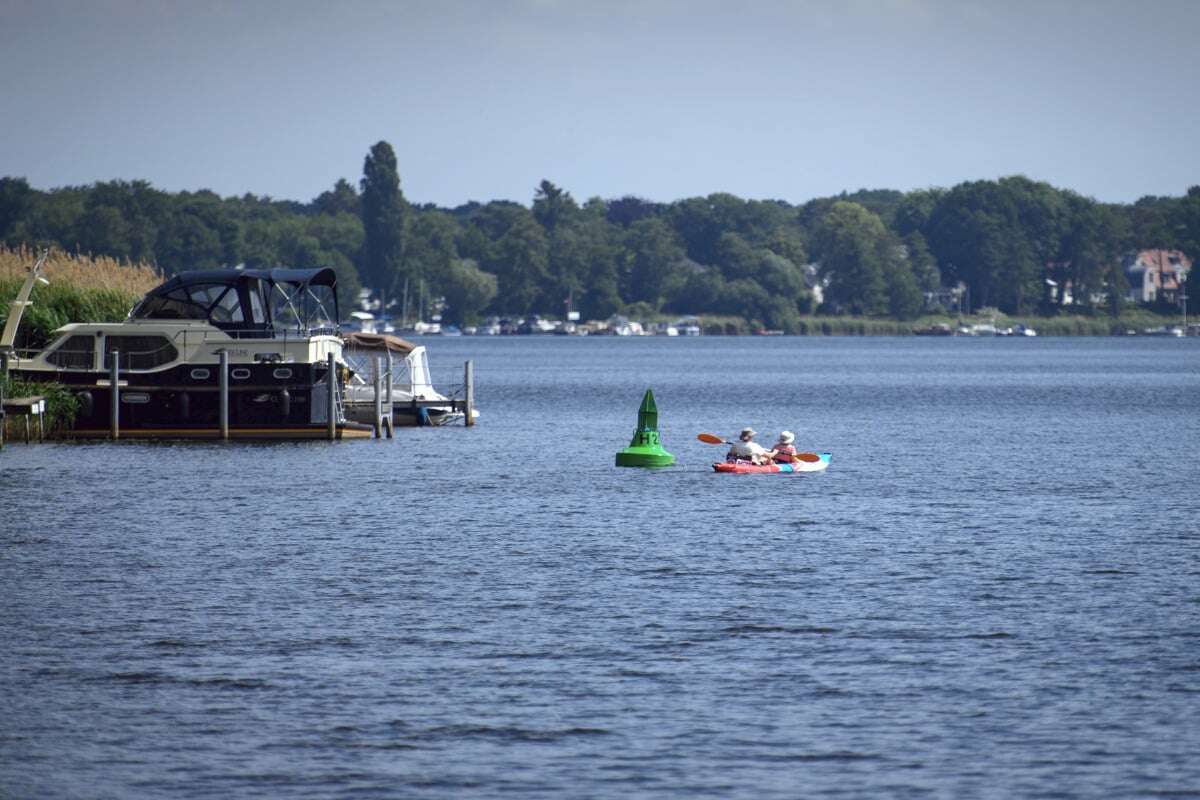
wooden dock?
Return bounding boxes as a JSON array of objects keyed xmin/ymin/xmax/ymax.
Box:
[{"xmin": 1, "ymin": 393, "xmax": 46, "ymax": 447}]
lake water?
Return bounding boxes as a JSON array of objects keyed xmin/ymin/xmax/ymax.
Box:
[{"xmin": 2, "ymin": 336, "xmax": 1198, "ymax": 798}]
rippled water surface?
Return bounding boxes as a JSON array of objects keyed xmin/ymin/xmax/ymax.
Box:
[{"xmin": 3, "ymin": 337, "xmax": 1198, "ymax": 798}]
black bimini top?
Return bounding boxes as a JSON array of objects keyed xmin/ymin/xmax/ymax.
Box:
[{"xmin": 130, "ymin": 267, "xmax": 339, "ymax": 337}]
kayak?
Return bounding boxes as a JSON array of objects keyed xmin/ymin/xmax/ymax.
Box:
[{"xmin": 713, "ymin": 453, "xmax": 832, "ymax": 474}]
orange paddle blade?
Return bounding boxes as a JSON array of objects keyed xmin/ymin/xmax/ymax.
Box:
[
  {"xmin": 697, "ymin": 433, "xmax": 726, "ymax": 444},
  {"xmin": 795, "ymin": 452, "xmax": 821, "ymax": 463}
]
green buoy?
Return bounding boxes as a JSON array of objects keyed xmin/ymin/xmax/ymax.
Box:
[{"xmin": 615, "ymin": 388, "xmax": 675, "ymax": 468}]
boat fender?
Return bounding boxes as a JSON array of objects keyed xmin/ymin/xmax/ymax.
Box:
[
  {"xmin": 279, "ymin": 387, "xmax": 291, "ymax": 417},
  {"xmin": 178, "ymin": 391, "xmax": 190, "ymax": 420},
  {"xmin": 76, "ymin": 390, "xmax": 94, "ymax": 418},
  {"xmin": 417, "ymin": 406, "xmax": 430, "ymax": 426}
]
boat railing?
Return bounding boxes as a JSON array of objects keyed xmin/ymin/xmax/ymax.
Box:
[
  {"xmin": 11, "ymin": 346, "xmax": 46, "ymax": 363},
  {"xmin": 341, "ymin": 348, "xmax": 439, "ymax": 397},
  {"xmin": 10, "ymin": 340, "xmax": 176, "ymax": 372},
  {"xmin": 167, "ymin": 326, "xmax": 342, "ymax": 352},
  {"xmin": 103, "ymin": 340, "xmax": 179, "ymax": 371}
]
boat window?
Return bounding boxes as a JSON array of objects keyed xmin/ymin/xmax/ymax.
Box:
[
  {"xmin": 46, "ymin": 335, "xmax": 95, "ymax": 369},
  {"xmin": 273, "ymin": 368, "xmax": 293, "ymax": 379},
  {"xmin": 270, "ymin": 283, "xmax": 304, "ymax": 331},
  {"xmin": 247, "ymin": 284, "xmax": 267, "ymax": 324},
  {"xmin": 231, "ymin": 368, "xmax": 251, "ymax": 380},
  {"xmin": 267, "ymin": 281, "xmax": 337, "ymax": 332},
  {"xmin": 190, "ymin": 368, "xmax": 210, "ymax": 380},
  {"xmin": 210, "ymin": 287, "xmax": 246, "ymax": 324},
  {"xmin": 305, "ymin": 284, "xmax": 338, "ymax": 331},
  {"xmin": 187, "ymin": 284, "xmax": 227, "ymax": 310},
  {"xmin": 132, "ymin": 288, "xmax": 209, "ymax": 320},
  {"xmin": 102, "ymin": 335, "xmax": 179, "ymax": 371}
]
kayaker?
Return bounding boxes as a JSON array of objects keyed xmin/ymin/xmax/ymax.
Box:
[
  {"xmin": 727, "ymin": 427, "xmax": 769, "ymax": 465},
  {"xmin": 766, "ymin": 431, "xmax": 798, "ymax": 464}
]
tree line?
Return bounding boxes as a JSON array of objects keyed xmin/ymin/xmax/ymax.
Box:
[{"xmin": 2, "ymin": 141, "xmax": 1197, "ymax": 331}]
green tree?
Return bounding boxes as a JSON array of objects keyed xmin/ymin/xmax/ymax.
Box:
[
  {"xmin": 1176, "ymin": 186, "xmax": 1200, "ymax": 265},
  {"xmin": 903, "ymin": 232, "xmax": 940, "ymax": 293},
  {"xmin": 303, "ymin": 212, "xmax": 364, "ymax": 269},
  {"xmin": 532, "ymin": 180, "xmax": 578, "ymax": 232},
  {"xmin": 714, "ymin": 232, "xmax": 758, "ymax": 281},
  {"xmin": 406, "ymin": 210, "xmax": 461, "ymax": 289},
  {"xmin": 666, "ymin": 266, "xmax": 724, "ymax": 315},
  {"xmin": 0, "ymin": 177, "xmax": 34, "ymax": 244},
  {"xmin": 287, "ymin": 233, "xmax": 362, "ymax": 312},
  {"xmin": 156, "ymin": 210, "xmax": 224, "ymax": 272},
  {"xmin": 810, "ymin": 201, "xmax": 889, "ymax": 315},
  {"xmin": 606, "ymin": 195, "xmax": 659, "ymax": 227},
  {"xmin": 925, "ymin": 178, "xmax": 1066, "ymax": 314},
  {"xmin": 360, "ymin": 141, "xmax": 408, "ymax": 302},
  {"xmin": 755, "ymin": 251, "xmax": 812, "ymax": 314},
  {"xmin": 75, "ymin": 205, "xmax": 132, "ymax": 260},
  {"xmin": 548, "ymin": 217, "xmax": 618, "ymax": 318},
  {"xmin": 765, "ymin": 228, "xmax": 807, "ymax": 269},
  {"xmin": 893, "ymin": 188, "xmax": 944, "ymax": 236},
  {"xmin": 885, "ymin": 261, "xmax": 923, "ymax": 319},
  {"xmin": 439, "ymin": 258, "xmax": 498, "ymax": 325},
  {"xmin": 490, "ymin": 212, "xmax": 549, "ymax": 314},
  {"xmin": 624, "ymin": 217, "xmax": 686, "ymax": 307},
  {"xmin": 313, "ymin": 178, "xmax": 360, "ymax": 216},
  {"xmin": 1056, "ymin": 197, "xmax": 1124, "ymax": 311}
]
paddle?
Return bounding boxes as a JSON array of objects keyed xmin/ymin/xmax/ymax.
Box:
[{"xmin": 696, "ymin": 433, "xmax": 821, "ymax": 463}]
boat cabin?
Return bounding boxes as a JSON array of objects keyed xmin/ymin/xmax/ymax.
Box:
[{"xmin": 129, "ymin": 267, "xmax": 339, "ymax": 337}]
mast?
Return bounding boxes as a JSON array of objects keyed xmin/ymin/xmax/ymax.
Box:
[
  {"xmin": 401, "ymin": 277, "xmax": 409, "ymax": 328},
  {"xmin": 0, "ymin": 250, "xmax": 50, "ymax": 360}
]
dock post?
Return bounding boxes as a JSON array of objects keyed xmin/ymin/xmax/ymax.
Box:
[
  {"xmin": 0, "ymin": 380, "xmax": 5, "ymax": 449},
  {"xmin": 36, "ymin": 398, "xmax": 44, "ymax": 441},
  {"xmin": 384, "ymin": 350, "xmax": 394, "ymax": 438},
  {"xmin": 327, "ymin": 352, "xmax": 336, "ymax": 441},
  {"xmin": 218, "ymin": 350, "xmax": 229, "ymax": 440},
  {"xmin": 372, "ymin": 355, "xmax": 383, "ymax": 439},
  {"xmin": 109, "ymin": 351, "xmax": 120, "ymax": 440},
  {"xmin": 464, "ymin": 359, "xmax": 475, "ymax": 427}
]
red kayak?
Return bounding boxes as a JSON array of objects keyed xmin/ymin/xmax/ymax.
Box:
[{"xmin": 713, "ymin": 453, "xmax": 832, "ymax": 474}]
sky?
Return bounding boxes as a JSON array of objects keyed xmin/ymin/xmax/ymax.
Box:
[{"xmin": 1, "ymin": 0, "xmax": 1197, "ymax": 208}]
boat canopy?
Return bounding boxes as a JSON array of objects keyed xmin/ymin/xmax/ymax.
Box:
[
  {"xmin": 129, "ymin": 267, "xmax": 339, "ymax": 337},
  {"xmin": 341, "ymin": 332, "xmax": 417, "ymax": 354}
]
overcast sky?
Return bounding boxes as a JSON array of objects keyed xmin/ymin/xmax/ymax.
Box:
[{"xmin": 1, "ymin": 0, "xmax": 1197, "ymax": 207}]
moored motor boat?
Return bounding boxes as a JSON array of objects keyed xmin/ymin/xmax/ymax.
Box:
[
  {"xmin": 3, "ymin": 260, "xmax": 373, "ymax": 439},
  {"xmin": 340, "ymin": 332, "xmax": 470, "ymax": 426},
  {"xmin": 713, "ymin": 453, "xmax": 832, "ymax": 474}
]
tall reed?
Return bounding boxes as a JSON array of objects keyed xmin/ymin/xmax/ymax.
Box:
[
  {"xmin": 0, "ymin": 246, "xmax": 162, "ymax": 350},
  {"xmin": 0, "ymin": 245, "xmax": 161, "ymax": 295}
]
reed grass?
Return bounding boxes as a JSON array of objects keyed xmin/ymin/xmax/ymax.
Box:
[
  {"xmin": 0, "ymin": 245, "xmax": 161, "ymax": 295},
  {"xmin": 0, "ymin": 246, "xmax": 161, "ymax": 351}
]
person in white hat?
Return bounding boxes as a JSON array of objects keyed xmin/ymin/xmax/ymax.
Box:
[
  {"xmin": 726, "ymin": 427, "xmax": 769, "ymax": 464},
  {"xmin": 765, "ymin": 430, "xmax": 797, "ymax": 464}
]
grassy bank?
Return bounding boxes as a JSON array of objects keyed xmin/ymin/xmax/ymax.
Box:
[{"xmin": 0, "ymin": 246, "xmax": 160, "ymax": 351}]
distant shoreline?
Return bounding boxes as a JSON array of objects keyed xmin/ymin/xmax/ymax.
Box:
[{"xmin": 388, "ymin": 312, "xmax": 1195, "ymax": 338}]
